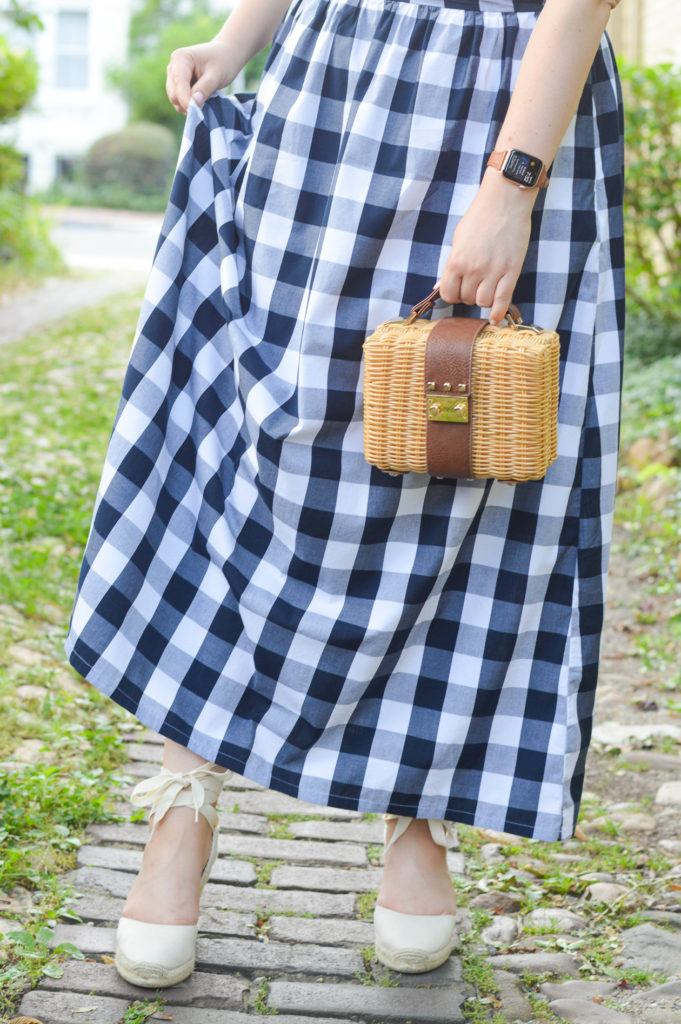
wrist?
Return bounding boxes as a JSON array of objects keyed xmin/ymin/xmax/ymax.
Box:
[
  {"xmin": 210, "ymin": 34, "xmax": 242, "ymax": 85},
  {"xmin": 479, "ymin": 167, "xmax": 538, "ymax": 208}
]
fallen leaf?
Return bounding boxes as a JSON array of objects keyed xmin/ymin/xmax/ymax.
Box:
[{"xmin": 101, "ymin": 954, "xmax": 116, "ymax": 964}]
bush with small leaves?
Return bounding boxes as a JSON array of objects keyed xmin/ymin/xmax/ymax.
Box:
[{"xmin": 82, "ymin": 122, "xmax": 178, "ymax": 198}]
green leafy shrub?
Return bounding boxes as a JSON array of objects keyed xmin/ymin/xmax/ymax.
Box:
[
  {"xmin": 0, "ymin": 143, "xmax": 24, "ymax": 189},
  {"xmin": 110, "ymin": 11, "xmax": 227, "ymax": 139},
  {"xmin": 619, "ymin": 61, "xmax": 681, "ymax": 359},
  {"xmin": 110, "ymin": 7, "xmax": 271, "ymax": 140},
  {"xmin": 0, "ymin": 34, "xmax": 37, "ymax": 122},
  {"xmin": 0, "ymin": 187, "xmax": 57, "ymax": 272},
  {"xmin": 82, "ymin": 121, "xmax": 178, "ymax": 198},
  {"xmin": 0, "ymin": 10, "xmax": 62, "ymax": 285}
]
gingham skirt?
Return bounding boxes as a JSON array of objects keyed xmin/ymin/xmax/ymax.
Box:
[{"xmin": 65, "ymin": 0, "xmax": 625, "ymax": 841}]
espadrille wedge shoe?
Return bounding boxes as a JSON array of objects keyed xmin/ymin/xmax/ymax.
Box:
[
  {"xmin": 115, "ymin": 762, "xmax": 229, "ymax": 988},
  {"xmin": 373, "ymin": 815, "xmax": 458, "ymax": 973}
]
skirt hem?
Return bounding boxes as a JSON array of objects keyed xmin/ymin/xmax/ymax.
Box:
[{"xmin": 65, "ymin": 640, "xmax": 572, "ymax": 843}]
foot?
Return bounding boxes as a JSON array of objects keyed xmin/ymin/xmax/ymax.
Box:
[
  {"xmin": 377, "ymin": 818, "xmax": 457, "ymax": 917},
  {"xmin": 121, "ymin": 805, "xmax": 214, "ymax": 926}
]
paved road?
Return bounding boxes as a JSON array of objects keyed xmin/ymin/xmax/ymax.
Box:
[
  {"xmin": 0, "ymin": 207, "xmax": 164, "ymax": 347},
  {"xmin": 48, "ymin": 205, "xmax": 164, "ymax": 275}
]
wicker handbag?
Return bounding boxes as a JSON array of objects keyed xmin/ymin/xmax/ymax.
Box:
[{"xmin": 362, "ymin": 287, "xmax": 560, "ymax": 483}]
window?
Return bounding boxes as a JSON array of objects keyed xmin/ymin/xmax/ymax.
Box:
[
  {"xmin": 56, "ymin": 156, "xmax": 77, "ymax": 182},
  {"xmin": 55, "ymin": 10, "xmax": 89, "ymax": 90}
]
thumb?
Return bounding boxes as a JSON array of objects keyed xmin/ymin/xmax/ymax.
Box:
[{"xmin": 191, "ymin": 69, "xmax": 221, "ymax": 106}]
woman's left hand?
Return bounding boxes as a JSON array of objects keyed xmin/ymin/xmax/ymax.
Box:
[{"xmin": 436, "ymin": 170, "xmax": 536, "ymax": 323}]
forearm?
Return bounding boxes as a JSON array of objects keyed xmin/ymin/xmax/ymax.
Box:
[
  {"xmin": 492, "ymin": 0, "xmax": 619, "ymax": 172},
  {"xmin": 215, "ymin": 0, "xmax": 295, "ymax": 73}
]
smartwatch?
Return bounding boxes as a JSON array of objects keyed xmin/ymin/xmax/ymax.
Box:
[{"xmin": 487, "ymin": 149, "xmax": 550, "ymax": 190}]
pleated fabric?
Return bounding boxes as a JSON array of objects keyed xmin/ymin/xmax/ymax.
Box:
[{"xmin": 65, "ymin": 0, "xmax": 625, "ymax": 841}]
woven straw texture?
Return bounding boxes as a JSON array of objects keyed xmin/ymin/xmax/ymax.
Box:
[{"xmin": 363, "ymin": 316, "xmax": 560, "ymax": 482}]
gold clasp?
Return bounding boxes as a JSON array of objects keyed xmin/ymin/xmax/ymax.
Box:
[{"xmin": 427, "ymin": 395, "xmax": 469, "ymax": 422}]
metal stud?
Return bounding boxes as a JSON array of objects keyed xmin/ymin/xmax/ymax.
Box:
[
  {"xmin": 457, "ymin": 383, "xmax": 467, "ymax": 392},
  {"xmin": 427, "ymin": 381, "xmax": 436, "ymax": 390},
  {"xmin": 443, "ymin": 382, "xmax": 452, "ymax": 391}
]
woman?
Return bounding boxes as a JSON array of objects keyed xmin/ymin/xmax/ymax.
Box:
[{"xmin": 65, "ymin": 0, "xmax": 624, "ymax": 988}]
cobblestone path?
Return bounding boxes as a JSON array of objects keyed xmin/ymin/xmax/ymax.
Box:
[
  {"xmin": 16, "ymin": 731, "xmax": 475, "ymax": 1023},
  {"xmin": 13, "ymin": 540, "xmax": 681, "ymax": 1024}
]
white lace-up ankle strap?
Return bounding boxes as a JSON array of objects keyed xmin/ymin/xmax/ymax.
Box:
[
  {"xmin": 129, "ymin": 762, "xmax": 230, "ymax": 836},
  {"xmin": 426, "ymin": 818, "xmax": 458, "ymax": 850},
  {"xmin": 383, "ymin": 814, "xmax": 458, "ymax": 855}
]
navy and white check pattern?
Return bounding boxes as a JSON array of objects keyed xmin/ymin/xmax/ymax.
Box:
[{"xmin": 65, "ymin": 0, "xmax": 625, "ymax": 841}]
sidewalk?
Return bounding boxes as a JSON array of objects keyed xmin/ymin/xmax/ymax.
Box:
[
  {"xmin": 0, "ymin": 272, "xmax": 146, "ymax": 348},
  {"xmin": 0, "ymin": 206, "xmax": 163, "ymax": 348}
]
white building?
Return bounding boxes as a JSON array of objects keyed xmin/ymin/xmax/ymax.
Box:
[
  {"xmin": 609, "ymin": 0, "xmax": 681, "ymax": 65},
  {"xmin": 7, "ymin": 1, "xmax": 136, "ymax": 192}
]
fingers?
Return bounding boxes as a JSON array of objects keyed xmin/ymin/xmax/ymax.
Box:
[
  {"xmin": 489, "ymin": 274, "xmax": 515, "ymax": 324},
  {"xmin": 166, "ymin": 48, "xmax": 196, "ymax": 114},
  {"xmin": 438, "ymin": 272, "xmax": 462, "ymax": 306},
  {"xmin": 191, "ymin": 69, "xmax": 221, "ymax": 106},
  {"xmin": 437, "ymin": 270, "xmax": 507, "ymax": 317},
  {"xmin": 436, "ymin": 271, "xmax": 515, "ymax": 324}
]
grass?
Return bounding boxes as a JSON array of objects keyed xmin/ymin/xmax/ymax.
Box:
[
  {"xmin": 355, "ymin": 889, "xmax": 377, "ymax": 920},
  {"xmin": 613, "ymin": 353, "xmax": 681, "ymax": 691},
  {"xmin": 264, "ymin": 811, "xmax": 327, "ymax": 840},
  {"xmin": 254, "ymin": 859, "xmax": 283, "ymax": 888},
  {"xmin": 460, "ymin": 917, "xmax": 505, "ymax": 1024},
  {"xmin": 0, "ymin": 294, "xmax": 144, "ymax": 1016},
  {"xmin": 252, "ymin": 977, "xmax": 277, "ymax": 1014},
  {"xmin": 121, "ymin": 999, "xmax": 166, "ymax": 1023}
]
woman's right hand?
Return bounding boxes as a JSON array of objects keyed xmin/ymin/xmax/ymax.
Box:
[{"xmin": 166, "ymin": 38, "xmax": 237, "ymax": 113}]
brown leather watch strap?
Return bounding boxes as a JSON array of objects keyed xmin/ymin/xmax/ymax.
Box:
[
  {"xmin": 425, "ymin": 317, "xmax": 488, "ymax": 479},
  {"xmin": 487, "ymin": 149, "xmax": 549, "ymax": 189}
]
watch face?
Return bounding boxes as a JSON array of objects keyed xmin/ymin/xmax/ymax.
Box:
[{"xmin": 503, "ymin": 149, "xmax": 542, "ymax": 187}]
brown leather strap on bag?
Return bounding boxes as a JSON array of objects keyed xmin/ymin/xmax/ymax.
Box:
[
  {"xmin": 407, "ymin": 286, "xmax": 522, "ymax": 326},
  {"xmin": 425, "ymin": 317, "xmax": 489, "ymax": 478}
]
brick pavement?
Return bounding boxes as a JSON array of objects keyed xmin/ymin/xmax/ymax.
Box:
[{"xmin": 16, "ymin": 731, "xmax": 478, "ymax": 1024}]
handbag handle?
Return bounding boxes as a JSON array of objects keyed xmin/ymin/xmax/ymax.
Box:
[{"xmin": 405, "ymin": 287, "xmax": 523, "ymax": 326}]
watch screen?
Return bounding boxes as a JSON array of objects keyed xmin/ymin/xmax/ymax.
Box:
[{"xmin": 504, "ymin": 150, "xmax": 541, "ymax": 187}]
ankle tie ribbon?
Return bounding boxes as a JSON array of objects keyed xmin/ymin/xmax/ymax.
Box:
[
  {"xmin": 129, "ymin": 763, "xmax": 230, "ymax": 836},
  {"xmin": 382, "ymin": 814, "xmax": 458, "ymax": 855}
]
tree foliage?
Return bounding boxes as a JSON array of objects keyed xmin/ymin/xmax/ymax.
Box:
[
  {"xmin": 127, "ymin": 0, "xmax": 207, "ymax": 56},
  {"xmin": 0, "ymin": 16, "xmax": 38, "ymax": 123},
  {"xmin": 619, "ymin": 61, "xmax": 681, "ymax": 332},
  {"xmin": 2, "ymin": 0, "xmax": 42, "ymax": 32},
  {"xmin": 111, "ymin": 12, "xmax": 226, "ymax": 138},
  {"xmin": 0, "ymin": 2, "xmax": 60, "ymax": 279}
]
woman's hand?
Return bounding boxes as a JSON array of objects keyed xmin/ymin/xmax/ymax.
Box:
[
  {"xmin": 166, "ymin": 38, "xmax": 238, "ymax": 113},
  {"xmin": 437, "ymin": 170, "xmax": 536, "ymax": 323}
]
